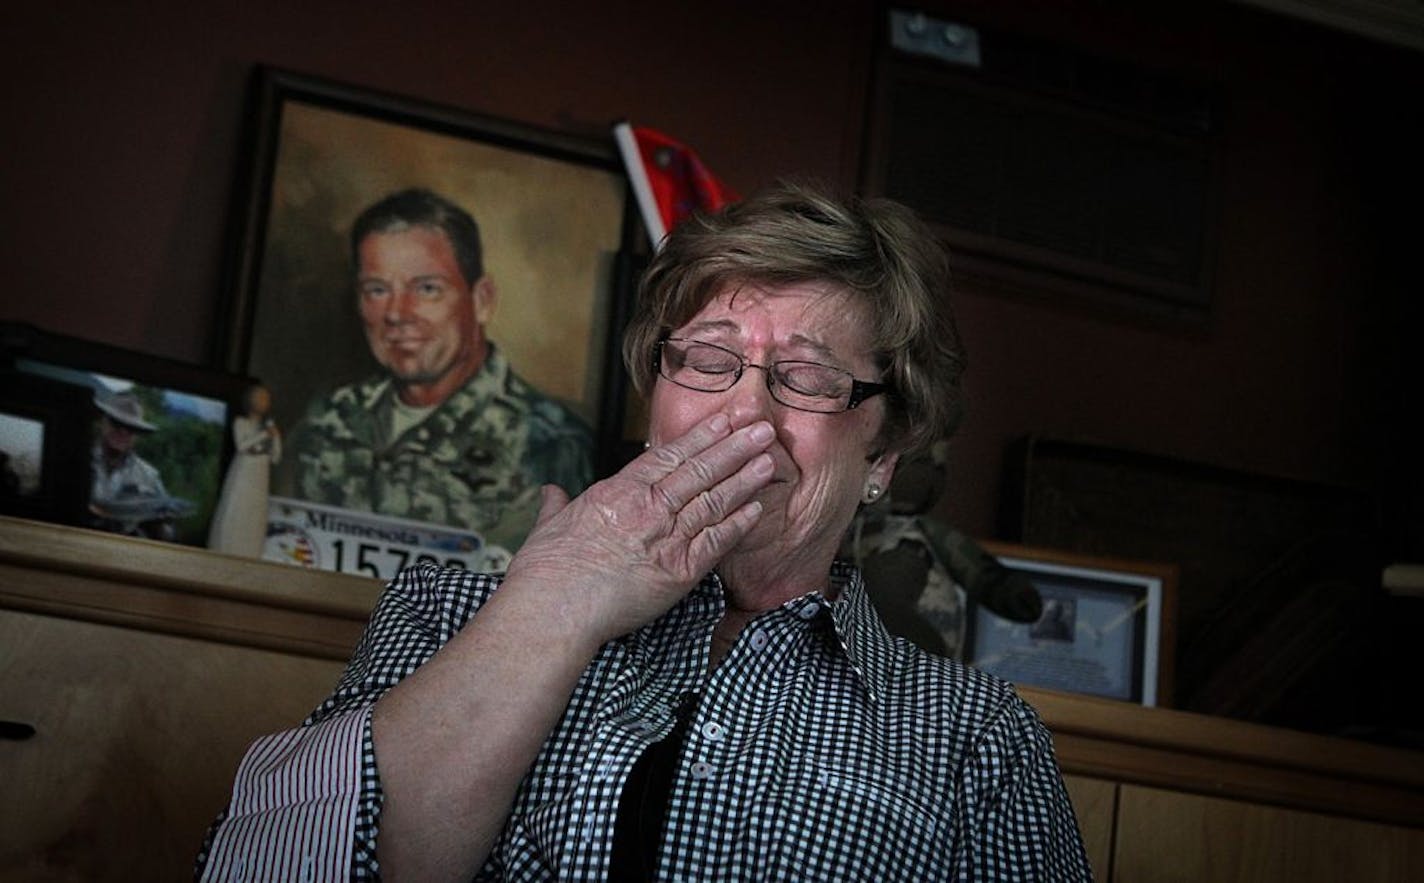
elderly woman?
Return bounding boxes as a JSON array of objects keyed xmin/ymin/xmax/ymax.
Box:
[{"xmin": 199, "ymin": 182, "xmax": 1091, "ymax": 881}]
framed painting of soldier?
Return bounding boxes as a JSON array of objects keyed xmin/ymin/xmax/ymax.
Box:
[{"xmin": 217, "ymin": 68, "xmax": 637, "ymax": 579}]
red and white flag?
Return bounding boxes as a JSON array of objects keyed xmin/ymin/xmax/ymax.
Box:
[{"xmin": 614, "ymin": 122, "xmax": 737, "ymax": 250}]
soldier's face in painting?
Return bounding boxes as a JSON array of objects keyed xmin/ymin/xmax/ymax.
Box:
[{"xmin": 356, "ymin": 225, "xmax": 497, "ymax": 404}]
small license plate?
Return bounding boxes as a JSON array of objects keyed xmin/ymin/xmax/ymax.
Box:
[{"xmin": 263, "ymin": 495, "xmax": 512, "ymax": 581}]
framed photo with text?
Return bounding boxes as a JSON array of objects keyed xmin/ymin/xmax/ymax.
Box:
[
  {"xmin": 966, "ymin": 541, "xmax": 1178, "ymax": 706},
  {"xmin": 216, "ymin": 68, "xmax": 637, "ymax": 578}
]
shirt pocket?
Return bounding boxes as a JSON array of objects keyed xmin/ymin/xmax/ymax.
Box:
[{"xmin": 760, "ymin": 755, "xmax": 950, "ymax": 881}]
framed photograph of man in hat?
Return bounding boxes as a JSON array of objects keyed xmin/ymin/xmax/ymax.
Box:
[
  {"xmin": 215, "ymin": 68, "xmax": 636, "ymax": 578},
  {"xmin": 1, "ymin": 322, "xmax": 251, "ymax": 547}
]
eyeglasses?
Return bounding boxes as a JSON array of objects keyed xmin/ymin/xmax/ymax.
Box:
[{"xmin": 653, "ymin": 337, "xmax": 889, "ymax": 413}]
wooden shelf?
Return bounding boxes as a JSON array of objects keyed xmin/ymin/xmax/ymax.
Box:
[
  {"xmin": 0, "ymin": 515, "xmax": 380, "ymax": 660},
  {"xmin": 1026, "ymin": 684, "xmax": 1424, "ymax": 828}
]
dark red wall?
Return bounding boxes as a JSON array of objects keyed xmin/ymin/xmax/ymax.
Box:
[{"xmin": 4, "ymin": 0, "xmax": 1420, "ymax": 544}]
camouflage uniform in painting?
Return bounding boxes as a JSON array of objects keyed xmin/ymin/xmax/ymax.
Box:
[{"xmin": 291, "ymin": 345, "xmax": 593, "ymax": 552}]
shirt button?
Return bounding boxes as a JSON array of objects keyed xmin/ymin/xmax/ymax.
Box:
[
  {"xmin": 749, "ymin": 629, "xmax": 770, "ymax": 650},
  {"xmin": 799, "ymin": 604, "xmax": 820, "ymax": 620},
  {"xmin": 700, "ymin": 721, "xmax": 726, "ymax": 742},
  {"xmin": 690, "ymin": 761, "xmax": 713, "ymax": 780}
]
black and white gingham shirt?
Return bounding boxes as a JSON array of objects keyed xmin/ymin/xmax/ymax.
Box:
[{"xmin": 200, "ymin": 561, "xmax": 1092, "ymax": 881}]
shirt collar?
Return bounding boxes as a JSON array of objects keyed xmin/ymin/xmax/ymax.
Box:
[
  {"xmin": 824, "ymin": 560, "xmax": 896, "ymax": 704},
  {"xmin": 457, "ymin": 341, "xmax": 511, "ymax": 406},
  {"xmin": 696, "ymin": 562, "xmax": 896, "ymax": 705}
]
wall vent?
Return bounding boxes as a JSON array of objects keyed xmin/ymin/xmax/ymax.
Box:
[{"xmin": 864, "ymin": 9, "xmax": 1222, "ymax": 320}]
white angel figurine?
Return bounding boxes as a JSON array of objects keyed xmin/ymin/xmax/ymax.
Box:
[{"xmin": 207, "ymin": 384, "xmax": 281, "ymax": 557}]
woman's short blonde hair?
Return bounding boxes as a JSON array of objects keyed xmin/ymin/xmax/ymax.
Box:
[{"xmin": 622, "ymin": 180, "xmax": 966, "ymax": 456}]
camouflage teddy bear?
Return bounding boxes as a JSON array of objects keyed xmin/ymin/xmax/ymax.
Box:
[{"xmin": 843, "ymin": 440, "xmax": 1042, "ymax": 659}]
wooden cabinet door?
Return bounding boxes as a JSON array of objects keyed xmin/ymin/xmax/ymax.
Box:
[
  {"xmin": 1113, "ymin": 784, "xmax": 1424, "ymax": 882},
  {"xmin": 1064, "ymin": 774, "xmax": 1117, "ymax": 880},
  {"xmin": 0, "ymin": 610, "xmax": 346, "ymax": 882}
]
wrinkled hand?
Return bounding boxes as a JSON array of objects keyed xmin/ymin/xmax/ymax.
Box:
[{"xmin": 503, "ymin": 413, "xmax": 776, "ymax": 645}]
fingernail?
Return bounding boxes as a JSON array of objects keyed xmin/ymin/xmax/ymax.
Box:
[
  {"xmin": 749, "ymin": 422, "xmax": 774, "ymax": 443},
  {"xmin": 709, "ymin": 414, "xmax": 731, "ymax": 433},
  {"xmin": 752, "ymin": 453, "xmax": 774, "ymax": 476}
]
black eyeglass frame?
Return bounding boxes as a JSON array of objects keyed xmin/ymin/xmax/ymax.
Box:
[{"xmin": 652, "ymin": 336, "xmax": 890, "ymax": 413}]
